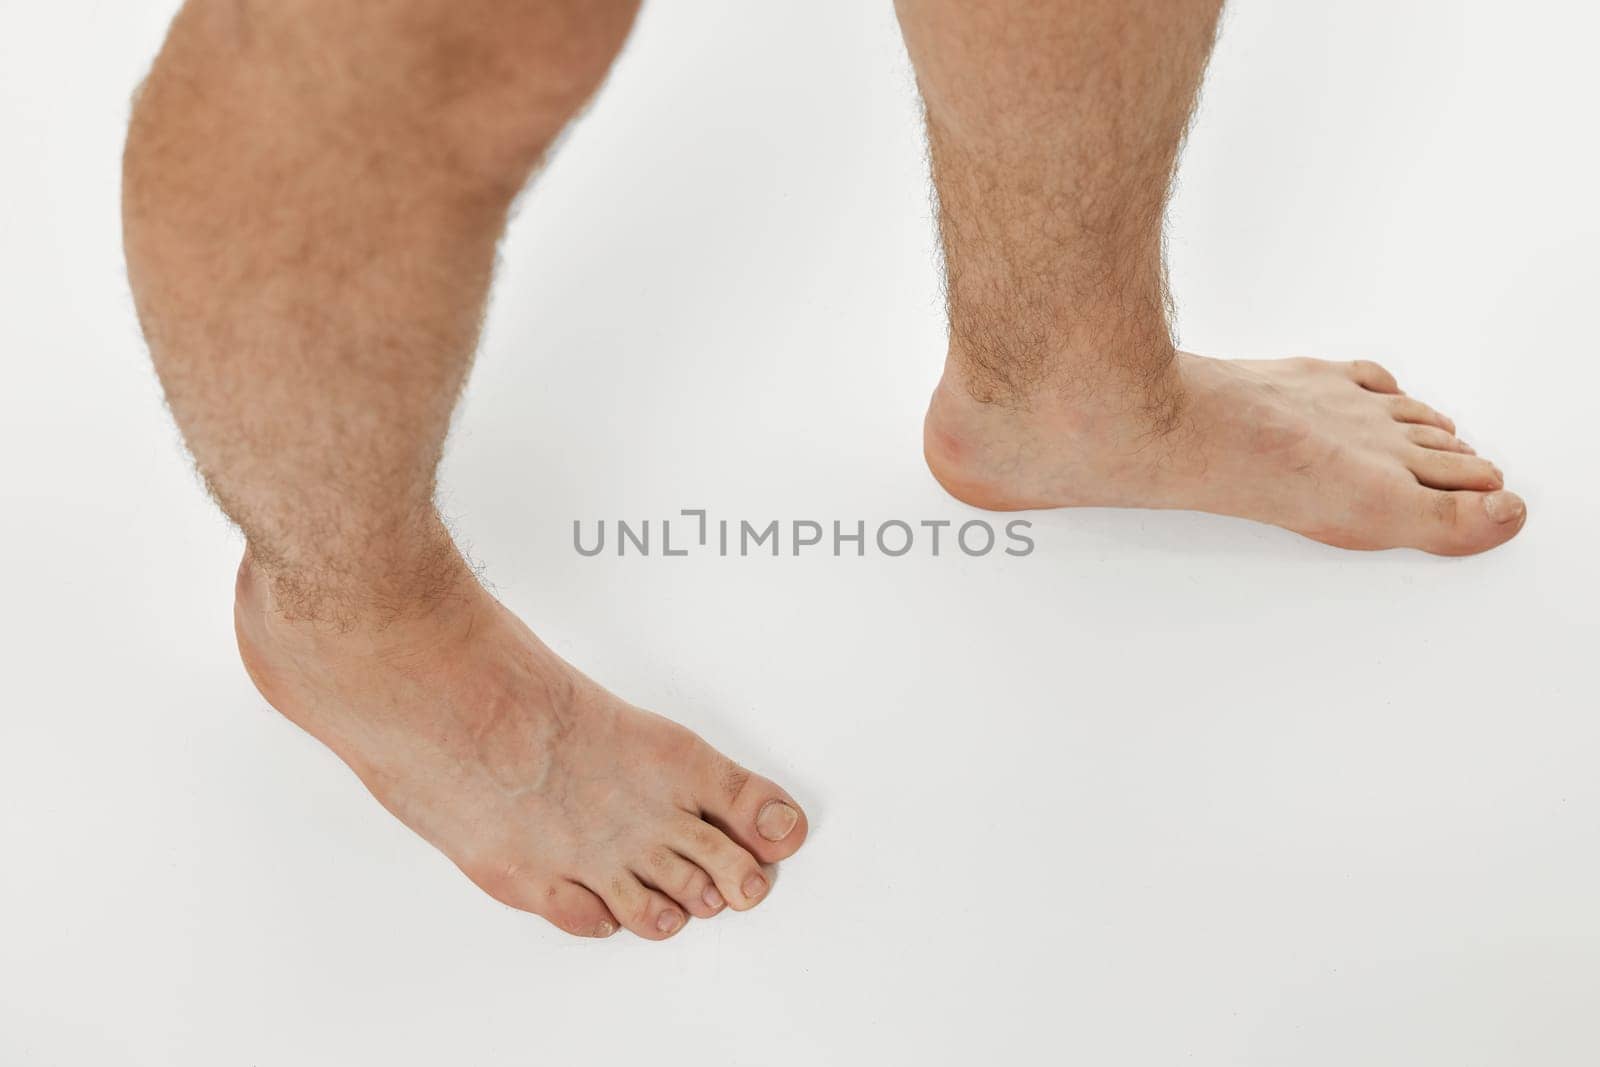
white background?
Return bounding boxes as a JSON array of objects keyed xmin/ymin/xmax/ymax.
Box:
[{"xmin": 3, "ymin": 1, "xmax": 1598, "ymax": 1063}]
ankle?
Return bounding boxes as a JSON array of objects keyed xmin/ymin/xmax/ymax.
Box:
[
  {"xmin": 235, "ymin": 519, "xmax": 480, "ymax": 641},
  {"xmin": 931, "ymin": 344, "xmax": 1187, "ymax": 441},
  {"xmin": 924, "ymin": 352, "xmax": 1193, "ymax": 510},
  {"xmin": 944, "ymin": 298, "xmax": 1181, "ymax": 404}
]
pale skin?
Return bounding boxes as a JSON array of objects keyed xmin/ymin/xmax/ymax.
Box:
[
  {"xmin": 908, "ymin": 0, "xmax": 1525, "ymax": 553},
  {"xmin": 123, "ymin": 0, "xmax": 1524, "ymax": 940}
]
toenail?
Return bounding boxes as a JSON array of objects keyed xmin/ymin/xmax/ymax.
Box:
[
  {"xmin": 1483, "ymin": 491, "xmax": 1525, "ymax": 524},
  {"xmin": 742, "ymin": 872, "xmax": 768, "ymax": 901},
  {"xmin": 595, "ymin": 920, "xmax": 616, "ymax": 938},
  {"xmin": 756, "ymin": 800, "xmax": 799, "ymax": 842},
  {"xmin": 657, "ymin": 910, "xmax": 684, "ymax": 935},
  {"xmin": 703, "ymin": 886, "xmax": 725, "ymax": 910}
]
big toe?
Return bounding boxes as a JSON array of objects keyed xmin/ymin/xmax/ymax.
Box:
[
  {"xmin": 698, "ymin": 754, "xmax": 809, "ymax": 864},
  {"xmin": 1413, "ymin": 488, "xmax": 1527, "ymax": 556}
]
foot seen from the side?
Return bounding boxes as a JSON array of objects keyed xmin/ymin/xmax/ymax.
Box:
[
  {"xmin": 925, "ymin": 352, "xmax": 1526, "ymax": 556},
  {"xmin": 234, "ymin": 556, "xmax": 807, "ymax": 940}
]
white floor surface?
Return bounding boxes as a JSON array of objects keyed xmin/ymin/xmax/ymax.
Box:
[{"xmin": 3, "ymin": 2, "xmax": 1598, "ymax": 1063}]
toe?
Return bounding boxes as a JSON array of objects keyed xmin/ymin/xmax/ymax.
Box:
[
  {"xmin": 670, "ymin": 813, "xmax": 772, "ymax": 912},
  {"xmin": 540, "ymin": 880, "xmax": 621, "ymax": 939},
  {"xmin": 635, "ymin": 846, "xmax": 725, "ymax": 919},
  {"xmin": 1407, "ymin": 449, "xmax": 1504, "ymax": 491},
  {"xmin": 1348, "ymin": 359, "xmax": 1400, "ymax": 393},
  {"xmin": 695, "ymin": 754, "xmax": 809, "ymax": 864},
  {"xmin": 1412, "ymin": 488, "xmax": 1527, "ymax": 556},
  {"xmin": 1388, "ymin": 396, "xmax": 1456, "ymax": 433},
  {"xmin": 470, "ymin": 862, "xmax": 620, "ymax": 938},
  {"xmin": 596, "ymin": 872, "xmax": 688, "ymax": 941},
  {"xmin": 1406, "ymin": 425, "xmax": 1475, "ymax": 454}
]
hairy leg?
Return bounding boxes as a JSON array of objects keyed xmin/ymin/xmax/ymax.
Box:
[
  {"xmin": 899, "ymin": 0, "xmax": 1525, "ymax": 555},
  {"xmin": 125, "ymin": 0, "xmax": 806, "ymax": 940}
]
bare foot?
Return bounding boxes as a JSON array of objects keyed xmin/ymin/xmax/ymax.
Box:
[
  {"xmin": 233, "ymin": 554, "xmax": 808, "ymax": 940},
  {"xmin": 925, "ymin": 352, "xmax": 1527, "ymax": 555}
]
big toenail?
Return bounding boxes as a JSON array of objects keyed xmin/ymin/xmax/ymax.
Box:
[
  {"xmin": 742, "ymin": 873, "xmax": 768, "ymax": 901},
  {"xmin": 703, "ymin": 886, "xmax": 725, "ymax": 910},
  {"xmin": 1483, "ymin": 491, "xmax": 1525, "ymax": 523},
  {"xmin": 596, "ymin": 920, "xmax": 616, "ymax": 938},
  {"xmin": 657, "ymin": 910, "xmax": 684, "ymax": 934},
  {"xmin": 756, "ymin": 800, "xmax": 799, "ymax": 841}
]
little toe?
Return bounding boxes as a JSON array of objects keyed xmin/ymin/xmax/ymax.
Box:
[
  {"xmin": 1389, "ymin": 396, "xmax": 1456, "ymax": 433},
  {"xmin": 597, "ymin": 872, "xmax": 688, "ymax": 941},
  {"xmin": 1407, "ymin": 449, "xmax": 1504, "ymax": 492},
  {"xmin": 1406, "ymin": 425, "xmax": 1475, "ymax": 454},
  {"xmin": 540, "ymin": 880, "xmax": 620, "ymax": 939},
  {"xmin": 475, "ymin": 864, "xmax": 619, "ymax": 939},
  {"xmin": 670, "ymin": 812, "xmax": 772, "ymax": 912},
  {"xmin": 696, "ymin": 755, "xmax": 809, "ymax": 864},
  {"xmin": 1348, "ymin": 359, "xmax": 1400, "ymax": 393},
  {"xmin": 635, "ymin": 846, "xmax": 725, "ymax": 919},
  {"xmin": 1413, "ymin": 488, "xmax": 1527, "ymax": 556}
]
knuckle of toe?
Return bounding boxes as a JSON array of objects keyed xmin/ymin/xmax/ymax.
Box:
[
  {"xmin": 723, "ymin": 838, "xmax": 758, "ymax": 868},
  {"xmin": 686, "ymin": 821, "xmax": 720, "ymax": 851},
  {"xmin": 719, "ymin": 761, "xmax": 752, "ymax": 805}
]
